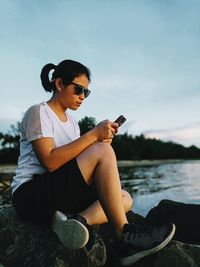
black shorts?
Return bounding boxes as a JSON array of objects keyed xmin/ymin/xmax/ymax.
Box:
[{"xmin": 12, "ymin": 158, "xmax": 98, "ymax": 224}]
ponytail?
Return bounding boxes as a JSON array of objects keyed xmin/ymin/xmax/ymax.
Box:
[
  {"xmin": 40, "ymin": 60, "xmax": 91, "ymax": 93},
  {"xmin": 40, "ymin": 63, "xmax": 57, "ymax": 92}
]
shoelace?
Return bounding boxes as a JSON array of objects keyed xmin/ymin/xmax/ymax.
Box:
[{"xmin": 123, "ymin": 223, "xmax": 156, "ymax": 242}]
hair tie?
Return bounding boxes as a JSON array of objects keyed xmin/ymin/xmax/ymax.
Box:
[{"xmin": 51, "ymin": 65, "xmax": 57, "ymax": 82}]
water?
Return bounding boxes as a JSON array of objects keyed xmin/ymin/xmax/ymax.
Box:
[
  {"xmin": 119, "ymin": 160, "xmax": 200, "ymax": 217},
  {"xmin": 1, "ymin": 160, "xmax": 200, "ymax": 216}
]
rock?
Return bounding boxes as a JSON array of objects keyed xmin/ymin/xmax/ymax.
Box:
[
  {"xmin": 145, "ymin": 199, "xmax": 200, "ymax": 244},
  {"xmin": 1, "ymin": 205, "xmax": 200, "ymax": 267},
  {"xmin": 154, "ymin": 241, "xmax": 200, "ymax": 267},
  {"xmin": 97, "ymin": 210, "xmax": 200, "ymax": 267},
  {"xmin": 0, "ymin": 207, "xmax": 106, "ymax": 267}
]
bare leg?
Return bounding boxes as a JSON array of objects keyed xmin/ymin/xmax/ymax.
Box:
[
  {"xmin": 80, "ymin": 190, "xmax": 133, "ymax": 225},
  {"xmin": 52, "ymin": 143, "xmax": 175, "ymax": 257},
  {"xmin": 77, "ymin": 142, "xmax": 131, "ymax": 237}
]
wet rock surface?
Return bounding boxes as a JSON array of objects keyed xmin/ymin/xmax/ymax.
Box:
[{"xmin": 1, "ymin": 203, "xmax": 200, "ymax": 267}]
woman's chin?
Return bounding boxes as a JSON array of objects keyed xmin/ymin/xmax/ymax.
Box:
[{"xmin": 70, "ymin": 106, "xmax": 79, "ymax": 111}]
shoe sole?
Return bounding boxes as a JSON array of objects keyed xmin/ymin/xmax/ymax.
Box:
[
  {"xmin": 119, "ymin": 223, "xmax": 176, "ymax": 266},
  {"xmin": 52, "ymin": 211, "xmax": 89, "ymax": 250}
]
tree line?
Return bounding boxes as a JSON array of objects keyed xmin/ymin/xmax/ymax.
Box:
[{"xmin": 0, "ymin": 117, "xmax": 200, "ymax": 164}]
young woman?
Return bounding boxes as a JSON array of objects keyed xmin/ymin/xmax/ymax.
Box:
[{"xmin": 11, "ymin": 59, "xmax": 175, "ymax": 266}]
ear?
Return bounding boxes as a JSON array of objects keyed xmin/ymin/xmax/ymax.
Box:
[{"xmin": 55, "ymin": 78, "xmax": 63, "ymax": 92}]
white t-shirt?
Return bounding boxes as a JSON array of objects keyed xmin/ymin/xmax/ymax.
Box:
[{"xmin": 11, "ymin": 101, "xmax": 80, "ymax": 194}]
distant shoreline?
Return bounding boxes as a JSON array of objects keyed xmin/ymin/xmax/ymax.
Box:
[
  {"xmin": 1, "ymin": 159, "xmax": 199, "ymax": 173},
  {"xmin": 117, "ymin": 159, "xmax": 197, "ymax": 167}
]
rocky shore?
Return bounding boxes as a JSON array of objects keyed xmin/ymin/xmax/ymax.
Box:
[
  {"xmin": 1, "ymin": 165, "xmax": 200, "ymax": 266},
  {"xmin": 0, "ymin": 204, "xmax": 200, "ymax": 267}
]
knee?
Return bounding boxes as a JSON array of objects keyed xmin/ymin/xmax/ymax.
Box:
[
  {"xmin": 91, "ymin": 142, "xmax": 115, "ymax": 158},
  {"xmin": 122, "ymin": 190, "xmax": 133, "ymax": 211}
]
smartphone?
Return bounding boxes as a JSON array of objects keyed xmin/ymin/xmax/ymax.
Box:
[{"xmin": 114, "ymin": 115, "xmax": 126, "ymax": 127}]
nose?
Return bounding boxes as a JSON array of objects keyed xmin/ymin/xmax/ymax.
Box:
[{"xmin": 79, "ymin": 94, "xmax": 85, "ymax": 100}]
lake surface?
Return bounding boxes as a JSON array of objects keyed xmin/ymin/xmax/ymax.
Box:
[
  {"xmin": 119, "ymin": 160, "xmax": 200, "ymax": 217},
  {"xmin": 1, "ymin": 160, "xmax": 200, "ymax": 217}
]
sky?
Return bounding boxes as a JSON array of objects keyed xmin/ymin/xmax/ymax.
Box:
[{"xmin": 1, "ymin": 0, "xmax": 200, "ymax": 148}]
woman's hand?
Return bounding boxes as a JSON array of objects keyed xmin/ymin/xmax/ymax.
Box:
[{"xmin": 90, "ymin": 119, "xmax": 119, "ymax": 143}]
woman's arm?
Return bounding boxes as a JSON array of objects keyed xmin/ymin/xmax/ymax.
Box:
[{"xmin": 32, "ymin": 120, "xmax": 118, "ymax": 172}]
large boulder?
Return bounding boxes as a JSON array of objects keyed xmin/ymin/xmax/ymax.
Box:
[
  {"xmin": 145, "ymin": 199, "xmax": 200, "ymax": 244},
  {"xmin": 1, "ymin": 203, "xmax": 200, "ymax": 267},
  {"xmin": 153, "ymin": 241, "xmax": 200, "ymax": 267},
  {"xmin": 0, "ymin": 207, "xmax": 106, "ymax": 267}
]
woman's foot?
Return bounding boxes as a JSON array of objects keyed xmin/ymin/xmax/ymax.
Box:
[
  {"xmin": 52, "ymin": 211, "xmax": 89, "ymax": 250},
  {"xmin": 113, "ymin": 222, "xmax": 176, "ymax": 266}
]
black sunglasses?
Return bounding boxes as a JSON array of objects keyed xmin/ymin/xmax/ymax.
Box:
[{"xmin": 68, "ymin": 81, "xmax": 91, "ymax": 98}]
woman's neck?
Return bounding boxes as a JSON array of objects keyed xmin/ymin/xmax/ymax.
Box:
[{"xmin": 47, "ymin": 98, "xmax": 68, "ymax": 122}]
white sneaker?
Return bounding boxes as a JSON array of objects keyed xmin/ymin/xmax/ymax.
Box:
[{"xmin": 52, "ymin": 211, "xmax": 89, "ymax": 250}]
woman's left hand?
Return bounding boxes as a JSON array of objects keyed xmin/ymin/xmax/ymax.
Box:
[{"xmin": 101, "ymin": 133, "xmax": 115, "ymax": 144}]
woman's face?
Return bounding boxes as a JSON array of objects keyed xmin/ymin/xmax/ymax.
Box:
[{"xmin": 58, "ymin": 74, "xmax": 90, "ymax": 110}]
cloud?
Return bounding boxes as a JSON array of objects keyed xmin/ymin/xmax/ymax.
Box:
[{"xmin": 144, "ymin": 122, "xmax": 200, "ymax": 148}]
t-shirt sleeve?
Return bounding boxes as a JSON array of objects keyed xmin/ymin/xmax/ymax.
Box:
[{"xmin": 21, "ymin": 104, "xmax": 54, "ymax": 142}]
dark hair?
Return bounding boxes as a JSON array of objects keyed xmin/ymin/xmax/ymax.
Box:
[{"xmin": 40, "ymin": 60, "xmax": 91, "ymax": 92}]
